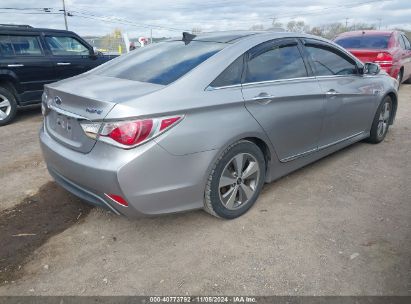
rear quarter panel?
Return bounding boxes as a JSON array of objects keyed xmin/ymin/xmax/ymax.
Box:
[{"xmin": 152, "ymin": 87, "xmax": 272, "ymax": 156}]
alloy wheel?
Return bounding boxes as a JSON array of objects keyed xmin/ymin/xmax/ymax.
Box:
[
  {"xmin": 377, "ymin": 101, "xmax": 390, "ymax": 138},
  {"xmin": 0, "ymin": 93, "xmax": 11, "ymax": 121},
  {"xmin": 218, "ymin": 153, "xmax": 260, "ymax": 210}
]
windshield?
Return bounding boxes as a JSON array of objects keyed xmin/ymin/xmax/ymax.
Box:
[
  {"xmin": 335, "ymin": 35, "xmax": 390, "ymax": 49},
  {"xmin": 93, "ymin": 41, "xmax": 226, "ymax": 85}
]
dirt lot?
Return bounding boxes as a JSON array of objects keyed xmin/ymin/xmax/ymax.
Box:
[{"xmin": 0, "ymin": 86, "xmax": 410, "ymax": 296}]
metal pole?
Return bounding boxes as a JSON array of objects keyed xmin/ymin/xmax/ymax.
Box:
[
  {"xmin": 150, "ymin": 29, "xmax": 153, "ymax": 44},
  {"xmin": 62, "ymin": 0, "xmax": 68, "ymax": 30}
]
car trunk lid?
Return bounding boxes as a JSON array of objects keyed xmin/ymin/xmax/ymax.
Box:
[
  {"xmin": 347, "ymin": 48, "xmax": 393, "ymax": 67},
  {"xmin": 44, "ymin": 75, "xmax": 164, "ymax": 153}
]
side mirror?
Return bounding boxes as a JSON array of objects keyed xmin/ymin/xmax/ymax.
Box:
[
  {"xmin": 90, "ymin": 47, "xmax": 99, "ymax": 58},
  {"xmin": 363, "ymin": 62, "xmax": 380, "ymax": 75}
]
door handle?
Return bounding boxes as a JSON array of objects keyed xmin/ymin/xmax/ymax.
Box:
[
  {"xmin": 325, "ymin": 89, "xmax": 339, "ymax": 96},
  {"xmin": 7, "ymin": 64, "xmax": 24, "ymax": 67},
  {"xmin": 57, "ymin": 62, "xmax": 71, "ymax": 66},
  {"xmin": 252, "ymin": 93, "xmax": 275, "ymax": 102}
]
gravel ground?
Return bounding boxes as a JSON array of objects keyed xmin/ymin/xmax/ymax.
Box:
[{"xmin": 0, "ymin": 86, "xmax": 410, "ymax": 295}]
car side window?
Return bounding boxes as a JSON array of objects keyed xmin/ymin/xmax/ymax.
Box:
[
  {"xmin": 210, "ymin": 55, "xmax": 244, "ymax": 87},
  {"xmin": 9, "ymin": 35, "xmax": 42, "ymax": 56},
  {"xmin": 399, "ymin": 35, "xmax": 406, "ymax": 49},
  {"xmin": 401, "ymin": 35, "xmax": 410, "ymax": 50},
  {"xmin": 0, "ymin": 35, "xmax": 14, "ymax": 56},
  {"xmin": 305, "ymin": 44, "xmax": 358, "ymax": 76},
  {"xmin": 45, "ymin": 36, "xmax": 89, "ymax": 56},
  {"xmin": 245, "ymin": 43, "xmax": 307, "ymax": 83}
]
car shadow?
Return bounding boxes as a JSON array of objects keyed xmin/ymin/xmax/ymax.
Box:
[{"xmin": 14, "ymin": 106, "xmax": 42, "ymax": 124}]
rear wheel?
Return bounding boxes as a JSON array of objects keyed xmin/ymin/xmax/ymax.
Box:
[
  {"xmin": 367, "ymin": 96, "xmax": 392, "ymax": 144},
  {"xmin": 396, "ymin": 70, "xmax": 403, "ymax": 90},
  {"xmin": 204, "ymin": 140, "xmax": 266, "ymax": 219},
  {"xmin": 0, "ymin": 86, "xmax": 17, "ymax": 126}
]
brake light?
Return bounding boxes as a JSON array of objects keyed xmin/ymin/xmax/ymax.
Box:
[
  {"xmin": 107, "ymin": 119, "xmax": 153, "ymax": 146},
  {"xmin": 81, "ymin": 115, "xmax": 184, "ymax": 148},
  {"xmin": 374, "ymin": 52, "xmax": 393, "ymax": 67}
]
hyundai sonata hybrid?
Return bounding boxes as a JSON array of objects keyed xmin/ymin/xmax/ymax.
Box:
[{"xmin": 40, "ymin": 31, "xmax": 398, "ymax": 219}]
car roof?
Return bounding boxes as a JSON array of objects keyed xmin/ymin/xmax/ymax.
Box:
[
  {"xmin": 189, "ymin": 31, "xmax": 263, "ymax": 43},
  {"xmin": 0, "ymin": 25, "xmax": 77, "ymax": 35},
  {"xmin": 335, "ymin": 30, "xmax": 395, "ymax": 38},
  {"xmin": 175, "ymin": 30, "xmax": 325, "ymax": 44}
]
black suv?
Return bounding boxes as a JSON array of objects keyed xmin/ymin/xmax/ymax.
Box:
[{"xmin": 0, "ymin": 25, "xmax": 115, "ymax": 125}]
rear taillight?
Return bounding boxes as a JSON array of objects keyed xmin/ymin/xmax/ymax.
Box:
[
  {"xmin": 374, "ymin": 52, "xmax": 393, "ymax": 67},
  {"xmin": 102, "ymin": 119, "xmax": 153, "ymax": 146},
  {"xmin": 81, "ymin": 115, "xmax": 184, "ymax": 148}
]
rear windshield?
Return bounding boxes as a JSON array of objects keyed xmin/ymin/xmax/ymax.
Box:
[
  {"xmin": 335, "ymin": 35, "xmax": 390, "ymax": 49},
  {"xmin": 93, "ymin": 41, "xmax": 226, "ymax": 85}
]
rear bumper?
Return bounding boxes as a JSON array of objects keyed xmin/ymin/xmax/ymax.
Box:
[
  {"xmin": 48, "ymin": 167, "xmax": 120, "ymax": 214},
  {"xmin": 40, "ymin": 125, "xmax": 217, "ymax": 217}
]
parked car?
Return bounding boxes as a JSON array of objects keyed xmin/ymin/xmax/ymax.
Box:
[
  {"xmin": 0, "ymin": 24, "xmax": 115, "ymax": 125},
  {"xmin": 40, "ymin": 31, "xmax": 397, "ymax": 219},
  {"xmin": 334, "ymin": 30, "xmax": 411, "ymax": 88}
]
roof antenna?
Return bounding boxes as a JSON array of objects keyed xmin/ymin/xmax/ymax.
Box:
[{"xmin": 182, "ymin": 32, "xmax": 196, "ymax": 45}]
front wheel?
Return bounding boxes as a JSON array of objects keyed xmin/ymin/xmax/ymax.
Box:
[
  {"xmin": 0, "ymin": 86, "xmax": 18, "ymax": 126},
  {"xmin": 204, "ymin": 140, "xmax": 266, "ymax": 219},
  {"xmin": 367, "ymin": 96, "xmax": 392, "ymax": 144}
]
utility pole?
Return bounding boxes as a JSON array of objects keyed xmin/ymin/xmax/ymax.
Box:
[
  {"xmin": 377, "ymin": 18, "xmax": 382, "ymax": 30},
  {"xmin": 62, "ymin": 0, "xmax": 68, "ymax": 30},
  {"xmin": 345, "ymin": 18, "xmax": 349, "ymax": 28},
  {"xmin": 150, "ymin": 29, "xmax": 153, "ymax": 44}
]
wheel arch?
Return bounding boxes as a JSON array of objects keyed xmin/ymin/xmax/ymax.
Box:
[
  {"xmin": 0, "ymin": 73, "xmax": 20, "ymax": 104},
  {"xmin": 385, "ymin": 91, "xmax": 398, "ymax": 124},
  {"xmin": 203, "ymin": 134, "xmax": 275, "ymax": 186}
]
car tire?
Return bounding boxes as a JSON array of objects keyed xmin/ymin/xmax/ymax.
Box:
[
  {"xmin": 366, "ymin": 96, "xmax": 392, "ymax": 144},
  {"xmin": 0, "ymin": 85, "xmax": 18, "ymax": 126},
  {"xmin": 396, "ymin": 70, "xmax": 403, "ymax": 90},
  {"xmin": 204, "ymin": 140, "xmax": 266, "ymax": 219}
]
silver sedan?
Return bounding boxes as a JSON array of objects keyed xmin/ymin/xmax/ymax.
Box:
[{"xmin": 40, "ymin": 31, "xmax": 398, "ymax": 219}]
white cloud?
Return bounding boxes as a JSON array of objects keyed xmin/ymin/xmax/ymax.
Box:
[{"xmin": 0, "ymin": 0, "xmax": 410, "ymax": 37}]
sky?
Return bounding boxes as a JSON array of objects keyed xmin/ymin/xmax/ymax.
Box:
[{"xmin": 0, "ymin": 0, "xmax": 410, "ymax": 38}]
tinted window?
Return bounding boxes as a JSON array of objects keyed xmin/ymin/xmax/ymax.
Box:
[
  {"xmin": 45, "ymin": 36, "xmax": 89, "ymax": 56},
  {"xmin": 402, "ymin": 35, "xmax": 411, "ymax": 49},
  {"xmin": 9, "ymin": 36, "xmax": 42, "ymax": 56},
  {"xmin": 210, "ymin": 55, "xmax": 243, "ymax": 87},
  {"xmin": 399, "ymin": 35, "xmax": 406, "ymax": 49},
  {"xmin": 305, "ymin": 45, "xmax": 357, "ymax": 76},
  {"xmin": 245, "ymin": 44, "xmax": 307, "ymax": 83},
  {"xmin": 0, "ymin": 35, "xmax": 14, "ymax": 56},
  {"xmin": 95, "ymin": 41, "xmax": 226, "ymax": 85},
  {"xmin": 335, "ymin": 35, "xmax": 390, "ymax": 49}
]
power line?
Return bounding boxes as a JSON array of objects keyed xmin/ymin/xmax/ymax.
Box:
[
  {"xmin": 269, "ymin": 0, "xmax": 391, "ymax": 19},
  {"xmin": 70, "ymin": 9, "xmax": 190, "ymax": 32}
]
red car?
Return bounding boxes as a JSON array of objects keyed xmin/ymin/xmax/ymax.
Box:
[{"xmin": 334, "ymin": 30, "xmax": 411, "ymax": 87}]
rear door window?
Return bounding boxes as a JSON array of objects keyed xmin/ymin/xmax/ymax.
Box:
[
  {"xmin": 402, "ymin": 35, "xmax": 411, "ymax": 49},
  {"xmin": 245, "ymin": 42, "xmax": 307, "ymax": 83},
  {"xmin": 399, "ymin": 35, "xmax": 406, "ymax": 49},
  {"xmin": 9, "ymin": 35, "xmax": 43, "ymax": 56},
  {"xmin": 304, "ymin": 43, "xmax": 358, "ymax": 76},
  {"xmin": 0, "ymin": 35, "xmax": 14, "ymax": 56}
]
